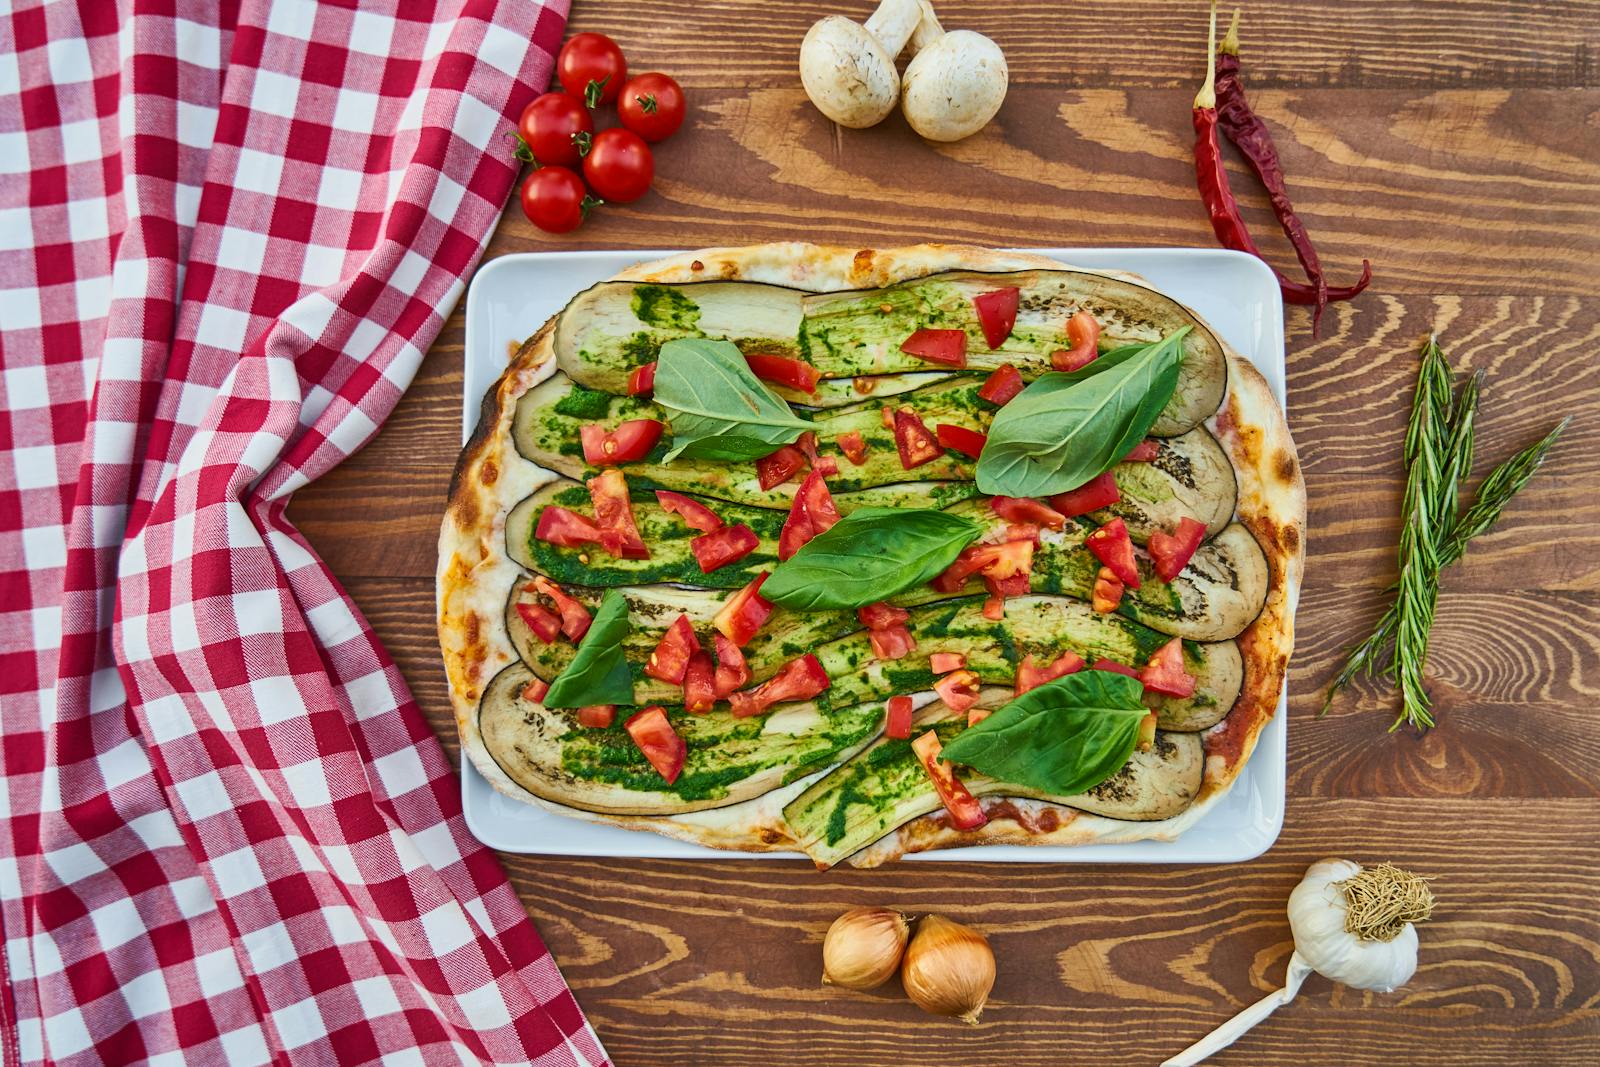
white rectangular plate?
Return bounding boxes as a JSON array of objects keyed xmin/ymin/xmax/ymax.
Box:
[{"xmin": 459, "ymin": 247, "xmax": 1288, "ymax": 864}]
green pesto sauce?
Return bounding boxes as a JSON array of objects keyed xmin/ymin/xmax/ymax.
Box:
[
  {"xmin": 631, "ymin": 285, "xmax": 701, "ymax": 330},
  {"xmin": 553, "ymin": 385, "xmax": 616, "ymax": 420}
]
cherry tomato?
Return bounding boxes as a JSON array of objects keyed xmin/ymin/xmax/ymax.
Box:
[
  {"xmin": 518, "ymin": 167, "xmax": 595, "ymax": 234},
  {"xmin": 517, "ymin": 92, "xmax": 593, "ymax": 166},
  {"xmin": 557, "ymin": 32, "xmax": 627, "ymax": 106},
  {"xmin": 582, "ymin": 128, "xmax": 653, "ymax": 203},
  {"xmin": 617, "ymin": 72, "xmax": 686, "ymax": 142}
]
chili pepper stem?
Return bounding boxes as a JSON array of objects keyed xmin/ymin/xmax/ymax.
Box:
[
  {"xmin": 1220, "ymin": 7, "xmax": 1241, "ymax": 56},
  {"xmin": 1195, "ymin": 1, "xmax": 1218, "ymax": 110}
]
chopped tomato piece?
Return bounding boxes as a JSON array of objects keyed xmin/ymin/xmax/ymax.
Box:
[
  {"xmin": 745, "ymin": 353, "xmax": 821, "ymax": 394},
  {"xmin": 869, "ymin": 625, "xmax": 916, "ymax": 661},
  {"xmin": 691, "ymin": 523, "xmax": 760, "ymax": 573},
  {"xmin": 1137, "ymin": 711, "xmax": 1158, "ymax": 751},
  {"xmin": 534, "ymin": 505, "xmax": 603, "ymax": 549},
  {"xmin": 857, "ymin": 602, "xmax": 910, "ymax": 631},
  {"xmin": 967, "ymin": 708, "xmax": 993, "ymax": 727},
  {"xmin": 794, "ymin": 431, "xmax": 838, "ymax": 476},
  {"xmin": 984, "ymin": 572, "xmax": 1029, "ymax": 600},
  {"xmin": 515, "ymin": 601, "xmax": 563, "ymax": 644},
  {"xmin": 837, "ymin": 430, "xmax": 869, "ymax": 466},
  {"xmin": 627, "ymin": 361, "xmax": 656, "ymax": 395},
  {"xmin": 577, "ymin": 705, "xmax": 616, "ymax": 728},
  {"xmin": 588, "ymin": 469, "xmax": 649, "ymax": 559},
  {"xmin": 1049, "ymin": 471, "xmax": 1120, "ymax": 518},
  {"xmin": 930, "ymin": 652, "xmax": 966, "ymax": 674},
  {"xmin": 778, "ymin": 470, "xmax": 840, "ymax": 560},
  {"xmin": 654, "ymin": 490, "xmax": 722, "ymax": 532},
  {"xmin": 990, "ymin": 495, "xmax": 1066, "ymax": 529},
  {"xmin": 532, "ymin": 577, "xmax": 591, "ymax": 640},
  {"xmin": 713, "ymin": 572, "xmax": 774, "ymax": 646},
  {"xmin": 1149, "ymin": 517, "xmax": 1207, "ymax": 583},
  {"xmin": 1005, "ymin": 522, "xmax": 1041, "ymax": 544},
  {"xmin": 712, "ymin": 633, "xmax": 750, "ymax": 698},
  {"xmin": 978, "ymin": 363, "xmax": 1025, "ymax": 406},
  {"xmin": 1014, "ymin": 650, "xmax": 1085, "ymax": 696},
  {"xmin": 933, "ymin": 669, "xmax": 982, "ymax": 714},
  {"xmin": 893, "ymin": 408, "xmax": 944, "ymax": 469},
  {"xmin": 1051, "ymin": 310, "xmax": 1101, "ymax": 371},
  {"xmin": 880, "ymin": 406, "xmax": 895, "ymax": 430},
  {"xmin": 644, "ymin": 614, "xmax": 701, "ymax": 684},
  {"xmin": 1085, "ymin": 517, "xmax": 1139, "ymax": 588},
  {"xmin": 1124, "ymin": 438, "xmax": 1161, "ymax": 462},
  {"xmin": 899, "ymin": 327, "xmax": 967, "ymax": 368},
  {"xmin": 1091, "ymin": 659, "xmax": 1140, "ymax": 679},
  {"xmin": 1140, "ymin": 638, "xmax": 1197, "ymax": 697},
  {"xmin": 682, "ymin": 652, "xmax": 716, "ymax": 713},
  {"xmin": 982, "ymin": 596, "xmax": 1005, "ymax": 620},
  {"xmin": 728, "ymin": 654, "xmax": 830, "ymax": 718},
  {"xmin": 625, "ymin": 706, "xmax": 686, "ymax": 783},
  {"xmin": 756, "ymin": 445, "xmax": 807, "ymax": 490},
  {"xmin": 520, "ymin": 677, "xmax": 551, "ymax": 703},
  {"xmin": 884, "ymin": 695, "xmax": 914, "ymax": 739},
  {"xmin": 931, "ymin": 539, "xmax": 1034, "ymax": 593},
  {"xmin": 911, "ymin": 731, "xmax": 987, "ymax": 831},
  {"xmin": 935, "ymin": 423, "xmax": 987, "ymax": 458},
  {"xmin": 580, "ymin": 419, "xmax": 663, "ymax": 466},
  {"xmin": 972, "ymin": 287, "xmax": 1020, "ymax": 349},
  {"xmin": 1091, "ymin": 566, "xmax": 1125, "ymax": 614}
]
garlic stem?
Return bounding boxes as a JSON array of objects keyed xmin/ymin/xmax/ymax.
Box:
[{"xmin": 1159, "ymin": 952, "xmax": 1313, "ymax": 1067}]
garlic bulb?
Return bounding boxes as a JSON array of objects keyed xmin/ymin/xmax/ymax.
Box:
[
  {"xmin": 822, "ymin": 907, "xmax": 910, "ymax": 990},
  {"xmin": 1288, "ymin": 858, "xmax": 1430, "ymax": 992},
  {"xmin": 900, "ymin": 913, "xmax": 995, "ymax": 1024}
]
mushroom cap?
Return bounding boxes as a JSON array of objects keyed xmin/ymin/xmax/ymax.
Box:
[
  {"xmin": 901, "ymin": 29, "xmax": 1009, "ymax": 142},
  {"xmin": 800, "ymin": 16, "xmax": 901, "ymax": 129}
]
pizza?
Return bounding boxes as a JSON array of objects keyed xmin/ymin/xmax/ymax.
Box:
[{"xmin": 437, "ymin": 243, "xmax": 1304, "ymax": 868}]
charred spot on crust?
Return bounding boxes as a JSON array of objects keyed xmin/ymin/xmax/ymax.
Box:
[
  {"xmin": 481, "ymin": 459, "xmax": 498, "ymax": 486},
  {"xmin": 1279, "ymin": 523, "xmax": 1300, "ymax": 553},
  {"xmin": 690, "ymin": 259, "xmax": 704, "ymax": 272},
  {"xmin": 466, "ymin": 613, "xmax": 480, "ymax": 646},
  {"xmin": 759, "ymin": 828, "xmax": 782, "ymax": 845},
  {"xmin": 852, "ymin": 249, "xmax": 875, "ymax": 274},
  {"xmin": 1274, "ymin": 449, "xmax": 1297, "ymax": 484}
]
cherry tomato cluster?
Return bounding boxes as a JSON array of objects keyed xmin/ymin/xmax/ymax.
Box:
[{"xmin": 515, "ymin": 33, "xmax": 687, "ymax": 234}]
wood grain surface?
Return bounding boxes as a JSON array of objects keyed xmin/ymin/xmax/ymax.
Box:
[{"xmin": 290, "ymin": 2, "xmax": 1600, "ymax": 1063}]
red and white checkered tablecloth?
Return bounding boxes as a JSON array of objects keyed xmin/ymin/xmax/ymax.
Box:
[{"xmin": 0, "ymin": 1, "xmax": 609, "ymax": 1063}]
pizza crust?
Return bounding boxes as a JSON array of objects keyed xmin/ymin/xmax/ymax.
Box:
[{"xmin": 437, "ymin": 243, "xmax": 1305, "ymax": 860}]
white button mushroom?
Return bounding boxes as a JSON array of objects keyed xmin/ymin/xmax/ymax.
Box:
[
  {"xmin": 901, "ymin": 0, "xmax": 1008, "ymax": 142},
  {"xmin": 800, "ymin": 0, "xmax": 923, "ymax": 129}
]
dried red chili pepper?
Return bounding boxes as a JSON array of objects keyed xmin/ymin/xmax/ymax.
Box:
[{"xmin": 1192, "ymin": 4, "xmax": 1370, "ymax": 333}]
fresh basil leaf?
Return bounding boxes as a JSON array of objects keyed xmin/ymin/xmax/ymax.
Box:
[
  {"xmin": 653, "ymin": 338, "xmax": 814, "ymax": 461},
  {"xmin": 975, "ymin": 330, "xmax": 1189, "ymax": 497},
  {"xmin": 543, "ymin": 590, "xmax": 634, "ymax": 708},
  {"xmin": 761, "ymin": 508, "xmax": 983, "ymax": 611},
  {"xmin": 939, "ymin": 670, "xmax": 1149, "ymax": 795}
]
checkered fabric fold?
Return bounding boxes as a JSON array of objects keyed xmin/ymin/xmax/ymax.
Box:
[{"xmin": 0, "ymin": 1, "xmax": 608, "ymax": 1063}]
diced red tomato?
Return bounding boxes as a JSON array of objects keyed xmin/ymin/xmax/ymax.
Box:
[
  {"xmin": 534, "ymin": 505, "xmax": 603, "ymax": 549},
  {"xmin": 935, "ymin": 423, "xmax": 987, "ymax": 458},
  {"xmin": 654, "ymin": 490, "xmax": 722, "ymax": 532},
  {"xmin": 1091, "ymin": 659, "xmax": 1140, "ymax": 679},
  {"xmin": 884, "ymin": 695, "xmax": 914, "ymax": 740},
  {"xmin": 520, "ymin": 677, "xmax": 551, "ymax": 703},
  {"xmin": 880, "ymin": 406, "xmax": 895, "ymax": 430},
  {"xmin": 978, "ymin": 363, "xmax": 1025, "ymax": 405},
  {"xmin": 970, "ymin": 708, "xmax": 996, "ymax": 727},
  {"xmin": 1051, "ymin": 310, "xmax": 1101, "ymax": 371},
  {"xmin": 728, "ymin": 654, "xmax": 830, "ymax": 718},
  {"xmin": 745, "ymin": 353, "xmax": 821, "ymax": 394},
  {"xmin": 933, "ymin": 669, "xmax": 982, "ymax": 714},
  {"xmin": 532, "ymin": 577, "xmax": 591, "ymax": 640},
  {"xmin": 794, "ymin": 431, "xmax": 839, "ymax": 476},
  {"xmin": 1149, "ymin": 517, "xmax": 1207, "ymax": 583},
  {"xmin": 893, "ymin": 408, "xmax": 944, "ymax": 469},
  {"xmin": 930, "ymin": 652, "xmax": 966, "ymax": 674},
  {"xmin": 756, "ymin": 445, "xmax": 807, "ymax": 490},
  {"xmin": 1091, "ymin": 566, "xmax": 1125, "ymax": 614},
  {"xmin": 931, "ymin": 539, "xmax": 1035, "ymax": 593},
  {"xmin": 644, "ymin": 614, "xmax": 701, "ymax": 684},
  {"xmin": 778, "ymin": 470, "xmax": 840, "ymax": 560},
  {"xmin": 691, "ymin": 523, "xmax": 759, "ymax": 573},
  {"xmin": 713, "ymin": 572, "xmax": 774, "ymax": 646},
  {"xmin": 1049, "ymin": 471, "xmax": 1121, "ymax": 518},
  {"xmin": 712, "ymin": 633, "xmax": 750, "ymax": 697},
  {"xmin": 857, "ymin": 602, "xmax": 910, "ymax": 631},
  {"xmin": 515, "ymin": 601, "xmax": 563, "ymax": 644},
  {"xmin": 1140, "ymin": 637, "xmax": 1197, "ymax": 697},
  {"xmin": 869, "ymin": 625, "xmax": 916, "ymax": 661},
  {"xmin": 625, "ymin": 706, "xmax": 686, "ymax": 783},
  {"xmin": 911, "ymin": 731, "xmax": 987, "ymax": 830},
  {"xmin": 813, "ymin": 454, "xmax": 838, "ymax": 476},
  {"xmin": 627, "ymin": 361, "xmax": 657, "ymax": 395},
  {"xmin": 984, "ymin": 572, "xmax": 1030, "ymax": 600},
  {"xmin": 1124, "ymin": 438, "xmax": 1161, "ymax": 462},
  {"xmin": 982, "ymin": 596, "xmax": 1005, "ymax": 620},
  {"xmin": 990, "ymin": 496, "xmax": 1066, "ymax": 529},
  {"xmin": 899, "ymin": 328, "xmax": 967, "ymax": 368},
  {"xmin": 973, "ymin": 287, "xmax": 1020, "ymax": 349},
  {"xmin": 1014, "ymin": 650, "xmax": 1085, "ymax": 696},
  {"xmin": 682, "ymin": 652, "xmax": 716, "ymax": 713},
  {"xmin": 577, "ymin": 705, "xmax": 616, "ymax": 728},
  {"xmin": 1005, "ymin": 522, "xmax": 1041, "ymax": 544},
  {"xmin": 1086, "ymin": 517, "xmax": 1139, "ymax": 588},
  {"xmin": 837, "ymin": 431, "xmax": 869, "ymax": 466},
  {"xmin": 588, "ymin": 469, "xmax": 649, "ymax": 559},
  {"xmin": 580, "ymin": 419, "xmax": 663, "ymax": 466}
]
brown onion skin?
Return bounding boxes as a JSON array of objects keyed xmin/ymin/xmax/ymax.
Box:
[
  {"xmin": 900, "ymin": 913, "xmax": 996, "ymax": 1024},
  {"xmin": 822, "ymin": 907, "xmax": 911, "ymax": 990}
]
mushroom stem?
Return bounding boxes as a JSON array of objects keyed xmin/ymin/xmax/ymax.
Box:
[
  {"xmin": 908, "ymin": 0, "xmax": 943, "ymax": 55},
  {"xmin": 865, "ymin": 0, "xmax": 923, "ymax": 58}
]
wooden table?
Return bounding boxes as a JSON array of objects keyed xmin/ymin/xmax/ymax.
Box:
[{"xmin": 291, "ymin": 2, "xmax": 1600, "ymax": 1062}]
